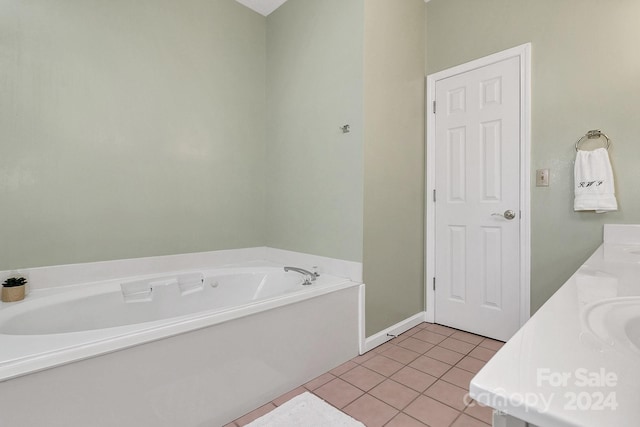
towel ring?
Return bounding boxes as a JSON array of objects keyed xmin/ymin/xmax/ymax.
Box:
[{"xmin": 575, "ymin": 129, "xmax": 611, "ymax": 151}]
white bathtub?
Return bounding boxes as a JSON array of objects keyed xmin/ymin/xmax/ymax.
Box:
[{"xmin": 0, "ymin": 260, "xmax": 362, "ymax": 426}]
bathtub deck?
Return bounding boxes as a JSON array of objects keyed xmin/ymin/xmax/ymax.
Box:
[{"xmin": 229, "ymin": 322, "xmax": 502, "ymax": 427}]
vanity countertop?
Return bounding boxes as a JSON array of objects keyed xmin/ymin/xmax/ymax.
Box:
[{"xmin": 470, "ymin": 224, "xmax": 640, "ymax": 427}]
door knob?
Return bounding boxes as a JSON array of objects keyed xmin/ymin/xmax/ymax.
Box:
[{"xmin": 492, "ymin": 210, "xmax": 516, "ymax": 220}]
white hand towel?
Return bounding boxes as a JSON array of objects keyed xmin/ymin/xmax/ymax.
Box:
[{"xmin": 574, "ymin": 148, "xmax": 618, "ymax": 213}]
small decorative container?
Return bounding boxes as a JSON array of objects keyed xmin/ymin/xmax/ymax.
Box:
[{"xmin": 1, "ymin": 277, "xmax": 27, "ymax": 302}]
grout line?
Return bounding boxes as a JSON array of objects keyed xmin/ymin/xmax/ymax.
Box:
[
  {"xmin": 381, "ymin": 401, "xmax": 428, "ymax": 427},
  {"xmin": 450, "ymin": 410, "xmax": 465, "ymax": 427}
]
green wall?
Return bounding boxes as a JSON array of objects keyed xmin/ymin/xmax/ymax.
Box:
[
  {"xmin": 1, "ymin": 0, "xmax": 367, "ymax": 270},
  {"xmin": 426, "ymin": 0, "xmax": 640, "ymax": 311},
  {"xmin": 9, "ymin": 0, "xmax": 628, "ymax": 337},
  {"xmin": 0, "ymin": 0, "xmax": 266, "ymax": 269},
  {"xmin": 265, "ymin": 0, "xmax": 364, "ymax": 262},
  {"xmin": 362, "ymin": 0, "xmax": 426, "ymax": 335},
  {"xmin": 1, "ymin": 0, "xmax": 421, "ymax": 337}
]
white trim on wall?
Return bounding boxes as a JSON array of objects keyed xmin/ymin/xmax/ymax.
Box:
[
  {"xmin": 358, "ymin": 284, "xmax": 367, "ymax": 354},
  {"xmin": 361, "ymin": 312, "xmax": 426, "ymax": 353},
  {"xmin": 424, "ymin": 43, "xmax": 532, "ymax": 328}
]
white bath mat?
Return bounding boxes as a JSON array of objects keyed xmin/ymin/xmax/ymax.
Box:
[{"xmin": 245, "ymin": 392, "xmax": 365, "ymax": 427}]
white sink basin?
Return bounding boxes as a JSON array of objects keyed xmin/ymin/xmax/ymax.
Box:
[{"xmin": 581, "ymin": 297, "xmax": 640, "ymax": 357}]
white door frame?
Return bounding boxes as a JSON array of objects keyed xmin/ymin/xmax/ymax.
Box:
[{"xmin": 425, "ymin": 43, "xmax": 532, "ymax": 328}]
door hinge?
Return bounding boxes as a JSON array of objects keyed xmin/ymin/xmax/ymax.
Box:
[
  {"xmin": 433, "ymin": 277, "xmax": 436, "ymax": 291},
  {"xmin": 433, "ymin": 189, "xmax": 436, "ymax": 202},
  {"xmin": 433, "ymin": 100, "xmax": 436, "ymax": 114}
]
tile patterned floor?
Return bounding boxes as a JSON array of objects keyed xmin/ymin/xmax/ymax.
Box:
[{"xmin": 227, "ymin": 323, "xmax": 504, "ymax": 427}]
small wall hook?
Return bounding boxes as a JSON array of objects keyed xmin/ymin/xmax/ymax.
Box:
[{"xmin": 340, "ymin": 124, "xmax": 351, "ymax": 134}]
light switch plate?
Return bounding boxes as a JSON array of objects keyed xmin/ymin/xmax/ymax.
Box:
[{"xmin": 536, "ymin": 169, "xmax": 550, "ymax": 187}]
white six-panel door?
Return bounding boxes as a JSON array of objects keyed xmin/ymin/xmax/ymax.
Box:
[{"xmin": 434, "ymin": 56, "xmax": 521, "ymax": 341}]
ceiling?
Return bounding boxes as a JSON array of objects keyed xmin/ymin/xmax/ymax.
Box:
[
  {"xmin": 234, "ymin": 0, "xmax": 431, "ymax": 17},
  {"xmin": 234, "ymin": 0, "xmax": 289, "ymax": 16}
]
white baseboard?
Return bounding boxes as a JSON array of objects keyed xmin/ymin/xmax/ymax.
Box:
[{"xmin": 361, "ymin": 312, "xmax": 427, "ymax": 354}]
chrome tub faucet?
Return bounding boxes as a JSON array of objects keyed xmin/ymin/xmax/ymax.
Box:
[{"xmin": 284, "ymin": 266, "xmax": 319, "ymax": 285}]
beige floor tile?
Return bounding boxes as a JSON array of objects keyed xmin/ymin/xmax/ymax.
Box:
[
  {"xmin": 351, "ymin": 350, "xmax": 377, "ymax": 364},
  {"xmin": 369, "ymin": 379, "xmax": 420, "ymax": 410},
  {"xmin": 425, "ymin": 346, "xmax": 465, "ymax": 365},
  {"xmin": 373, "ymin": 340, "xmax": 397, "ymax": 353},
  {"xmin": 330, "ymin": 360, "xmax": 358, "ymax": 376},
  {"xmin": 441, "ymin": 367, "xmax": 475, "ymax": 390},
  {"xmin": 451, "ymin": 413, "xmax": 490, "ymax": 426},
  {"xmin": 343, "ymin": 394, "xmax": 398, "ymax": 427},
  {"xmin": 479, "ymin": 337, "xmax": 505, "ymax": 351},
  {"xmin": 423, "ymin": 323, "xmax": 457, "ymax": 336},
  {"xmin": 304, "ymin": 372, "xmax": 336, "ymax": 390},
  {"xmin": 424, "ymin": 380, "xmax": 469, "ymax": 410},
  {"xmin": 402, "ymin": 325, "xmax": 424, "ymax": 336},
  {"xmin": 468, "ymin": 346, "xmax": 497, "ymax": 362},
  {"xmin": 362, "ymin": 354, "xmax": 404, "ymax": 377},
  {"xmin": 340, "ymin": 365, "xmax": 386, "ymax": 391},
  {"xmin": 464, "ymin": 400, "xmax": 493, "ymax": 424},
  {"xmin": 234, "ymin": 402, "xmax": 276, "ymax": 426},
  {"xmin": 412, "ymin": 329, "xmax": 447, "ymax": 345},
  {"xmin": 455, "ymin": 356, "xmax": 486, "ymax": 374},
  {"xmin": 385, "ymin": 413, "xmax": 429, "ymax": 427},
  {"xmin": 397, "ymin": 337, "xmax": 435, "ymax": 354},
  {"xmin": 313, "ymin": 378, "xmax": 364, "ymax": 409},
  {"xmin": 272, "ymin": 386, "xmax": 306, "ymax": 406},
  {"xmin": 451, "ymin": 331, "xmax": 485, "ymax": 345},
  {"xmin": 394, "ymin": 333, "xmax": 411, "ymax": 344},
  {"xmin": 404, "ymin": 395, "xmax": 461, "ymax": 427},
  {"xmin": 381, "ymin": 345, "xmax": 421, "ymax": 365},
  {"xmin": 408, "ymin": 355, "xmax": 452, "ymax": 378},
  {"xmin": 390, "ymin": 366, "xmax": 438, "ymax": 392},
  {"xmin": 439, "ymin": 337, "xmax": 477, "ymax": 355}
]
